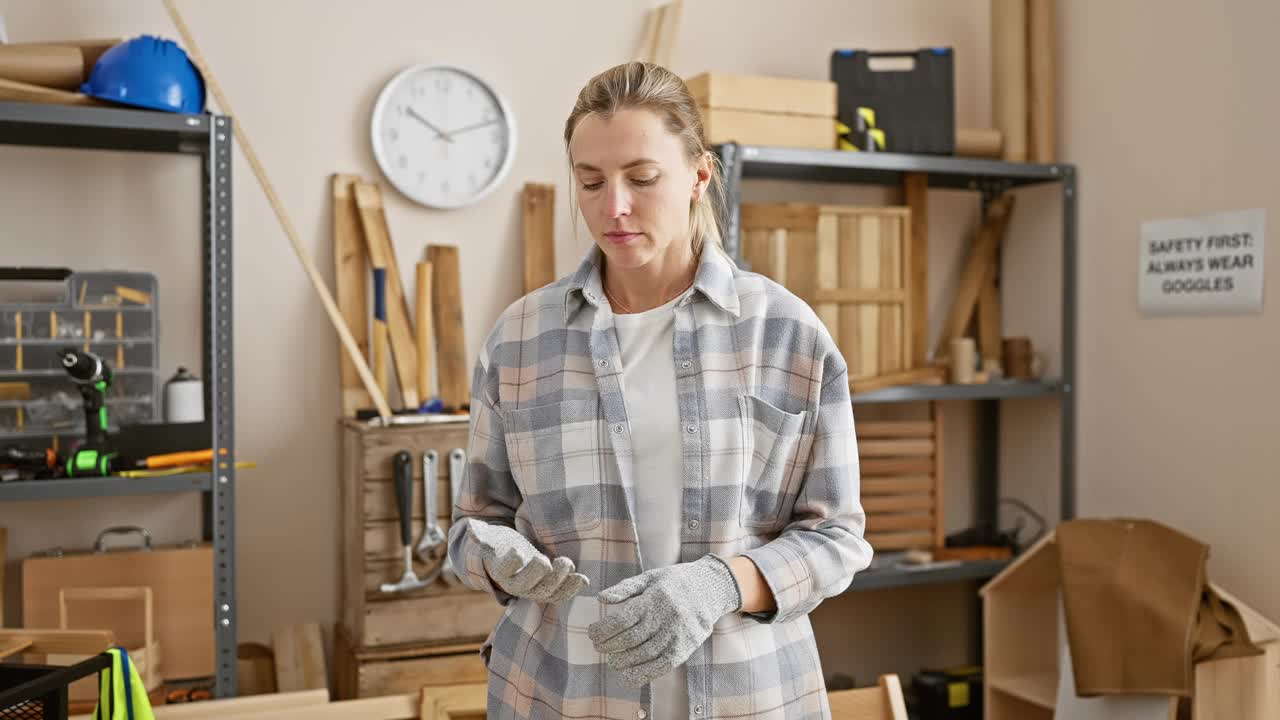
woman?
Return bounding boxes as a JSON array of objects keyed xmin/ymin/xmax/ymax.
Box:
[{"xmin": 447, "ymin": 61, "xmax": 872, "ymax": 720}]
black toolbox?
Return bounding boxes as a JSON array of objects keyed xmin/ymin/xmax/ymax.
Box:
[{"xmin": 830, "ymin": 47, "xmax": 955, "ymax": 155}]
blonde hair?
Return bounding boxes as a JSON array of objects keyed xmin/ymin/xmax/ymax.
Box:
[{"xmin": 564, "ymin": 61, "xmax": 725, "ymax": 256}]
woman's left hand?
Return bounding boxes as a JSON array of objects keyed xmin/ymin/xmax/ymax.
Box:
[{"xmin": 587, "ymin": 554, "xmax": 743, "ymax": 688}]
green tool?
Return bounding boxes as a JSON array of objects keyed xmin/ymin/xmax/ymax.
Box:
[{"xmin": 59, "ymin": 348, "xmax": 118, "ymax": 477}]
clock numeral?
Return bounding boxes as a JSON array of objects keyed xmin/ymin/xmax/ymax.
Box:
[
  {"xmin": 398, "ymin": 154, "xmax": 407, "ymax": 169},
  {"xmin": 388, "ymin": 128, "xmax": 399, "ymax": 142}
]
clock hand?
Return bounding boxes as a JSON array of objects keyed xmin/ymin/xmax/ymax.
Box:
[
  {"xmin": 407, "ymin": 106, "xmax": 454, "ymax": 143},
  {"xmin": 446, "ymin": 118, "xmax": 498, "ymax": 136}
]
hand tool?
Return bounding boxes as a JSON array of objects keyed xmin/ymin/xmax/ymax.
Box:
[
  {"xmin": 59, "ymin": 348, "xmax": 117, "ymax": 477},
  {"xmin": 372, "ymin": 266, "xmax": 389, "ymax": 396},
  {"xmin": 441, "ymin": 447, "xmax": 467, "ymax": 585},
  {"xmin": 380, "ymin": 450, "xmax": 436, "ymax": 594},
  {"xmin": 415, "ymin": 450, "xmax": 445, "ymax": 564},
  {"xmin": 132, "ymin": 447, "xmax": 226, "ymax": 470}
]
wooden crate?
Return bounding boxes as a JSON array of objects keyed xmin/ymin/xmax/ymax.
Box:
[
  {"xmin": 340, "ymin": 419, "xmax": 504, "ymax": 649},
  {"xmin": 333, "ymin": 623, "xmax": 488, "ymax": 700},
  {"xmin": 687, "ymin": 72, "xmax": 837, "ymax": 150},
  {"xmin": 741, "ymin": 203, "xmax": 913, "ymax": 381},
  {"xmin": 858, "ymin": 411, "xmax": 943, "ymax": 551}
]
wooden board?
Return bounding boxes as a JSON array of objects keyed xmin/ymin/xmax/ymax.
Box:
[
  {"xmin": 743, "ymin": 203, "xmax": 911, "ymax": 381},
  {"xmin": 685, "ymin": 72, "xmax": 836, "ymax": 117},
  {"xmin": 332, "ymin": 174, "xmax": 372, "ymax": 417},
  {"xmin": 22, "ymin": 545, "xmax": 213, "ymax": 679},
  {"xmin": 698, "ymin": 106, "xmax": 834, "ymax": 150},
  {"xmin": 522, "ymin": 183, "xmax": 556, "ymax": 293},
  {"xmin": 363, "ymin": 592, "xmax": 502, "ymax": 648},
  {"xmin": 416, "ymin": 261, "xmax": 435, "ymax": 403},
  {"xmin": 272, "ymin": 622, "xmax": 327, "ymax": 693},
  {"xmin": 978, "ymin": 269, "xmax": 1003, "ymax": 372},
  {"xmin": 902, "ymin": 173, "xmax": 929, "ymax": 367},
  {"xmin": 427, "ymin": 245, "xmax": 469, "ymax": 412},
  {"xmin": 860, "ymin": 405, "xmax": 943, "ymax": 551},
  {"xmin": 354, "ymin": 182, "xmax": 420, "ymax": 409},
  {"xmin": 933, "ymin": 194, "xmax": 1015, "ymax": 361}
]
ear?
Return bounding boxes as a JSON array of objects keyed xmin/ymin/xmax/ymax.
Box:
[{"xmin": 691, "ymin": 151, "xmax": 712, "ymax": 201}]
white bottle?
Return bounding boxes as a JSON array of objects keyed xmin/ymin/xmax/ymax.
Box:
[{"xmin": 164, "ymin": 366, "xmax": 204, "ymax": 423}]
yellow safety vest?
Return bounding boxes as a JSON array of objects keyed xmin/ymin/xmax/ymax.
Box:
[{"xmin": 94, "ymin": 647, "xmax": 156, "ymax": 720}]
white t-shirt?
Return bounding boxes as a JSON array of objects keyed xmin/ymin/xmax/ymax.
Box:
[{"xmin": 613, "ymin": 291, "xmax": 689, "ymax": 719}]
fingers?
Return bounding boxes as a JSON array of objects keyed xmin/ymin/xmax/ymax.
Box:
[
  {"xmin": 498, "ymin": 553, "xmax": 552, "ymax": 595},
  {"xmin": 597, "ymin": 573, "xmax": 652, "ymax": 605},
  {"xmin": 606, "ymin": 625, "xmax": 674, "ymax": 671},
  {"xmin": 587, "ymin": 596, "xmax": 646, "ymax": 647},
  {"xmin": 526, "ymin": 555, "xmax": 575, "ymax": 600},
  {"xmin": 593, "ymin": 603, "xmax": 665, "ymax": 654},
  {"xmin": 548, "ymin": 572, "xmax": 591, "ymax": 602},
  {"xmin": 619, "ymin": 650, "xmax": 677, "ymax": 689}
]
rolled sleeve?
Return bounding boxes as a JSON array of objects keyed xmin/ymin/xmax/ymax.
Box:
[
  {"xmin": 741, "ymin": 351, "xmax": 873, "ymax": 624},
  {"xmin": 446, "ymin": 344, "xmax": 523, "ymax": 606}
]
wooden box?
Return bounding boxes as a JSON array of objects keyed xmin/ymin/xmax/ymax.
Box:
[
  {"xmin": 340, "ymin": 419, "xmax": 505, "ymax": 649},
  {"xmin": 858, "ymin": 411, "xmax": 943, "ymax": 551},
  {"xmin": 46, "ymin": 586, "xmax": 163, "ymax": 703},
  {"xmin": 333, "ymin": 623, "xmax": 488, "ymax": 700},
  {"xmin": 980, "ymin": 533, "xmax": 1280, "ymax": 720},
  {"xmin": 741, "ymin": 203, "xmax": 913, "ymax": 381},
  {"xmin": 686, "ymin": 72, "xmax": 836, "ymax": 149}
]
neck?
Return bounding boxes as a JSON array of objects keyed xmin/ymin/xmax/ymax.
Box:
[{"xmin": 603, "ymin": 243, "xmax": 697, "ymax": 314}]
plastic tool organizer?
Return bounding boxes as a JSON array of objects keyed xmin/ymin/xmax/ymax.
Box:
[
  {"xmin": 0, "ymin": 268, "xmax": 161, "ymax": 450},
  {"xmin": 830, "ymin": 47, "xmax": 956, "ymax": 155}
]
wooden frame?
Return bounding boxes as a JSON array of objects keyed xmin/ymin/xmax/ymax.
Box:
[
  {"xmin": 827, "ymin": 673, "xmax": 909, "ymax": 719},
  {"xmin": 858, "ymin": 409, "xmax": 945, "ymax": 551},
  {"xmin": 741, "ymin": 203, "xmax": 913, "ymax": 381},
  {"xmin": 420, "ymin": 683, "xmax": 488, "ymax": 720}
]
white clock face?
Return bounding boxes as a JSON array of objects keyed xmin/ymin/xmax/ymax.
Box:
[{"xmin": 370, "ymin": 65, "xmax": 516, "ymax": 209}]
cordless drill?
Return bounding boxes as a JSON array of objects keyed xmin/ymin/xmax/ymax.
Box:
[{"xmin": 60, "ymin": 348, "xmax": 117, "ymax": 477}]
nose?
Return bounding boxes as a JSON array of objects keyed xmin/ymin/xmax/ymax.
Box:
[{"xmin": 605, "ymin": 182, "xmax": 631, "ymax": 219}]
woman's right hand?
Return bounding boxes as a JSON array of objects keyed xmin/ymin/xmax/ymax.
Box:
[{"xmin": 469, "ymin": 520, "xmax": 590, "ymax": 603}]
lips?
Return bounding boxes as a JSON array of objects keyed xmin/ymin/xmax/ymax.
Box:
[{"xmin": 604, "ymin": 231, "xmax": 640, "ymax": 245}]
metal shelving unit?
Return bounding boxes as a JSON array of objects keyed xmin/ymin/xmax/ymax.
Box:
[
  {"xmin": 716, "ymin": 141, "xmax": 1076, "ymax": 594},
  {"xmin": 0, "ymin": 100, "xmax": 238, "ymax": 698}
]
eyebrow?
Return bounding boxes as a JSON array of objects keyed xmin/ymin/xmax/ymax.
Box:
[{"xmin": 573, "ymin": 158, "xmax": 659, "ymax": 172}]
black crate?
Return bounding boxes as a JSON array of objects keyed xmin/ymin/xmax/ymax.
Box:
[
  {"xmin": 0, "ymin": 655, "xmax": 111, "ymax": 720},
  {"xmin": 830, "ymin": 47, "xmax": 955, "ymax": 155},
  {"xmin": 910, "ymin": 665, "xmax": 983, "ymax": 720}
]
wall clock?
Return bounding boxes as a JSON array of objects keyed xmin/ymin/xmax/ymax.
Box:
[{"xmin": 370, "ymin": 64, "xmax": 517, "ymax": 209}]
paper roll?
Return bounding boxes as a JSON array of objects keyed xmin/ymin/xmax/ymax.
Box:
[
  {"xmin": 0, "ymin": 44, "xmax": 85, "ymax": 89},
  {"xmin": 950, "ymin": 337, "xmax": 977, "ymax": 384}
]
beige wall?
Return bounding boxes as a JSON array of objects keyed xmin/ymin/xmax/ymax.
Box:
[{"xmin": 1, "ymin": 0, "xmax": 1273, "ymax": 688}]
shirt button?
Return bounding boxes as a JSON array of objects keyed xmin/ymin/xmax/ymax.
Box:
[
  {"xmin": 598, "ymin": 359, "xmax": 609, "ymax": 368},
  {"xmin": 689, "ymin": 520, "xmax": 699, "ymax": 529},
  {"xmin": 586, "ymin": 290, "xmax": 596, "ymax": 300},
  {"xmin": 681, "ymin": 360, "xmax": 692, "ymax": 369},
  {"xmin": 686, "ymin": 423, "xmax": 697, "ymax": 434},
  {"xmin": 637, "ymin": 711, "xmax": 647, "ymax": 720},
  {"xmin": 695, "ymin": 705, "xmax": 704, "ymax": 715},
  {"xmin": 612, "ymin": 424, "xmax": 624, "ymax": 434}
]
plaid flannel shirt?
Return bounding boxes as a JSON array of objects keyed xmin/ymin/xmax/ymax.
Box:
[{"xmin": 448, "ymin": 243, "xmax": 872, "ymax": 719}]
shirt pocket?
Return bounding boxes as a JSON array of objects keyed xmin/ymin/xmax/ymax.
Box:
[
  {"xmin": 738, "ymin": 394, "xmax": 810, "ymax": 530},
  {"xmin": 502, "ymin": 399, "xmax": 605, "ymax": 538}
]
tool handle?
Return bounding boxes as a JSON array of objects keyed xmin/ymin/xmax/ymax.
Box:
[
  {"xmin": 393, "ymin": 450, "xmax": 413, "ymax": 547},
  {"xmin": 424, "ymin": 450, "xmax": 438, "ymax": 529}
]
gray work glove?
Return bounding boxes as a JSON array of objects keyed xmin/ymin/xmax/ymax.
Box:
[
  {"xmin": 467, "ymin": 520, "xmax": 589, "ymax": 603},
  {"xmin": 587, "ymin": 554, "xmax": 743, "ymax": 688}
]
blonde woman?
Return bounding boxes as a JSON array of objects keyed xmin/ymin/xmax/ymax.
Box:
[{"xmin": 447, "ymin": 61, "xmax": 872, "ymax": 720}]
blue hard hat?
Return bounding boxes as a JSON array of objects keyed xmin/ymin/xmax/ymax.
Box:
[{"xmin": 80, "ymin": 35, "xmax": 206, "ymax": 114}]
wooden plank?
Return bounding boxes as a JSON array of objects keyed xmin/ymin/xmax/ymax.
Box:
[
  {"xmin": 979, "ymin": 267, "xmax": 1002, "ymax": 372},
  {"xmin": 811, "ymin": 288, "xmax": 906, "ymax": 304},
  {"xmin": 903, "ymin": 172, "xmax": 928, "ymax": 367},
  {"xmin": 364, "ymin": 476, "xmax": 452, "ymax": 524},
  {"xmin": 363, "ymin": 593, "xmax": 504, "ymax": 647},
  {"xmin": 420, "ymin": 683, "xmax": 488, "ymax": 720},
  {"xmin": 855, "ymin": 421, "xmax": 934, "ymax": 438},
  {"xmin": 333, "ymin": 176, "xmax": 370, "ymax": 418},
  {"xmin": 816, "ymin": 212, "xmax": 840, "ymax": 342},
  {"xmin": 416, "ymin": 261, "xmax": 435, "ymax": 404},
  {"xmin": 354, "ymin": 182, "xmax": 420, "ymax": 409},
  {"xmin": 866, "ymin": 530, "xmax": 935, "ymax": 550},
  {"xmin": 770, "ymin": 228, "xmax": 788, "ymax": 285},
  {"xmin": 341, "ymin": 424, "xmax": 366, "ymax": 648},
  {"xmin": 861, "ymin": 457, "xmax": 935, "ymax": 475},
  {"xmin": 862, "ymin": 476, "xmax": 935, "ymax": 495},
  {"xmin": 864, "ymin": 496, "xmax": 935, "ymax": 513},
  {"xmin": 742, "ymin": 228, "xmax": 772, "ymax": 280},
  {"xmin": 838, "ymin": 214, "xmax": 861, "ymax": 378},
  {"xmin": 358, "ymin": 651, "xmax": 487, "ymax": 698},
  {"xmin": 68, "ymin": 689, "xmax": 332, "ymax": 720},
  {"xmin": 858, "ymin": 438, "xmax": 935, "ymax": 457},
  {"xmin": 879, "ymin": 215, "xmax": 902, "ymax": 372},
  {"xmin": 932, "ymin": 403, "xmax": 946, "ymax": 548},
  {"xmin": 272, "ymin": 623, "xmax": 328, "ymax": 693},
  {"xmin": 698, "ymin": 106, "xmax": 834, "ymax": 150},
  {"xmin": 685, "ymin": 73, "xmax": 837, "ymax": 117},
  {"xmin": 0, "ymin": 629, "xmax": 114, "ymax": 655},
  {"xmin": 0, "ymin": 639, "xmax": 32, "ymax": 657},
  {"xmin": 522, "ymin": 183, "xmax": 557, "ymax": 293},
  {"xmin": 858, "ymin": 213, "xmax": 881, "ymax": 377},
  {"xmin": 740, "ymin": 203, "xmax": 820, "ymax": 232},
  {"xmin": 427, "ymin": 245, "xmax": 469, "ymax": 413},
  {"xmin": 866, "ymin": 513, "xmax": 934, "ymax": 532},
  {"xmin": 933, "ymin": 194, "xmax": 1015, "ymax": 361},
  {"xmin": 359, "ymin": 416, "xmax": 470, "ymax": 479},
  {"xmin": 850, "ymin": 365, "xmax": 946, "ymax": 395},
  {"xmin": 784, "ymin": 229, "xmax": 818, "ymax": 306}
]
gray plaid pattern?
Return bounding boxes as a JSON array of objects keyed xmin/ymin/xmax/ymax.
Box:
[{"xmin": 448, "ymin": 243, "xmax": 872, "ymax": 719}]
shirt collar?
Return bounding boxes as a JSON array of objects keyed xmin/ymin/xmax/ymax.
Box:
[{"xmin": 564, "ymin": 242, "xmax": 741, "ymax": 323}]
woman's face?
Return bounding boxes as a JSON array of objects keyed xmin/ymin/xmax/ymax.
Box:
[{"xmin": 569, "ymin": 108, "xmax": 709, "ymax": 272}]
